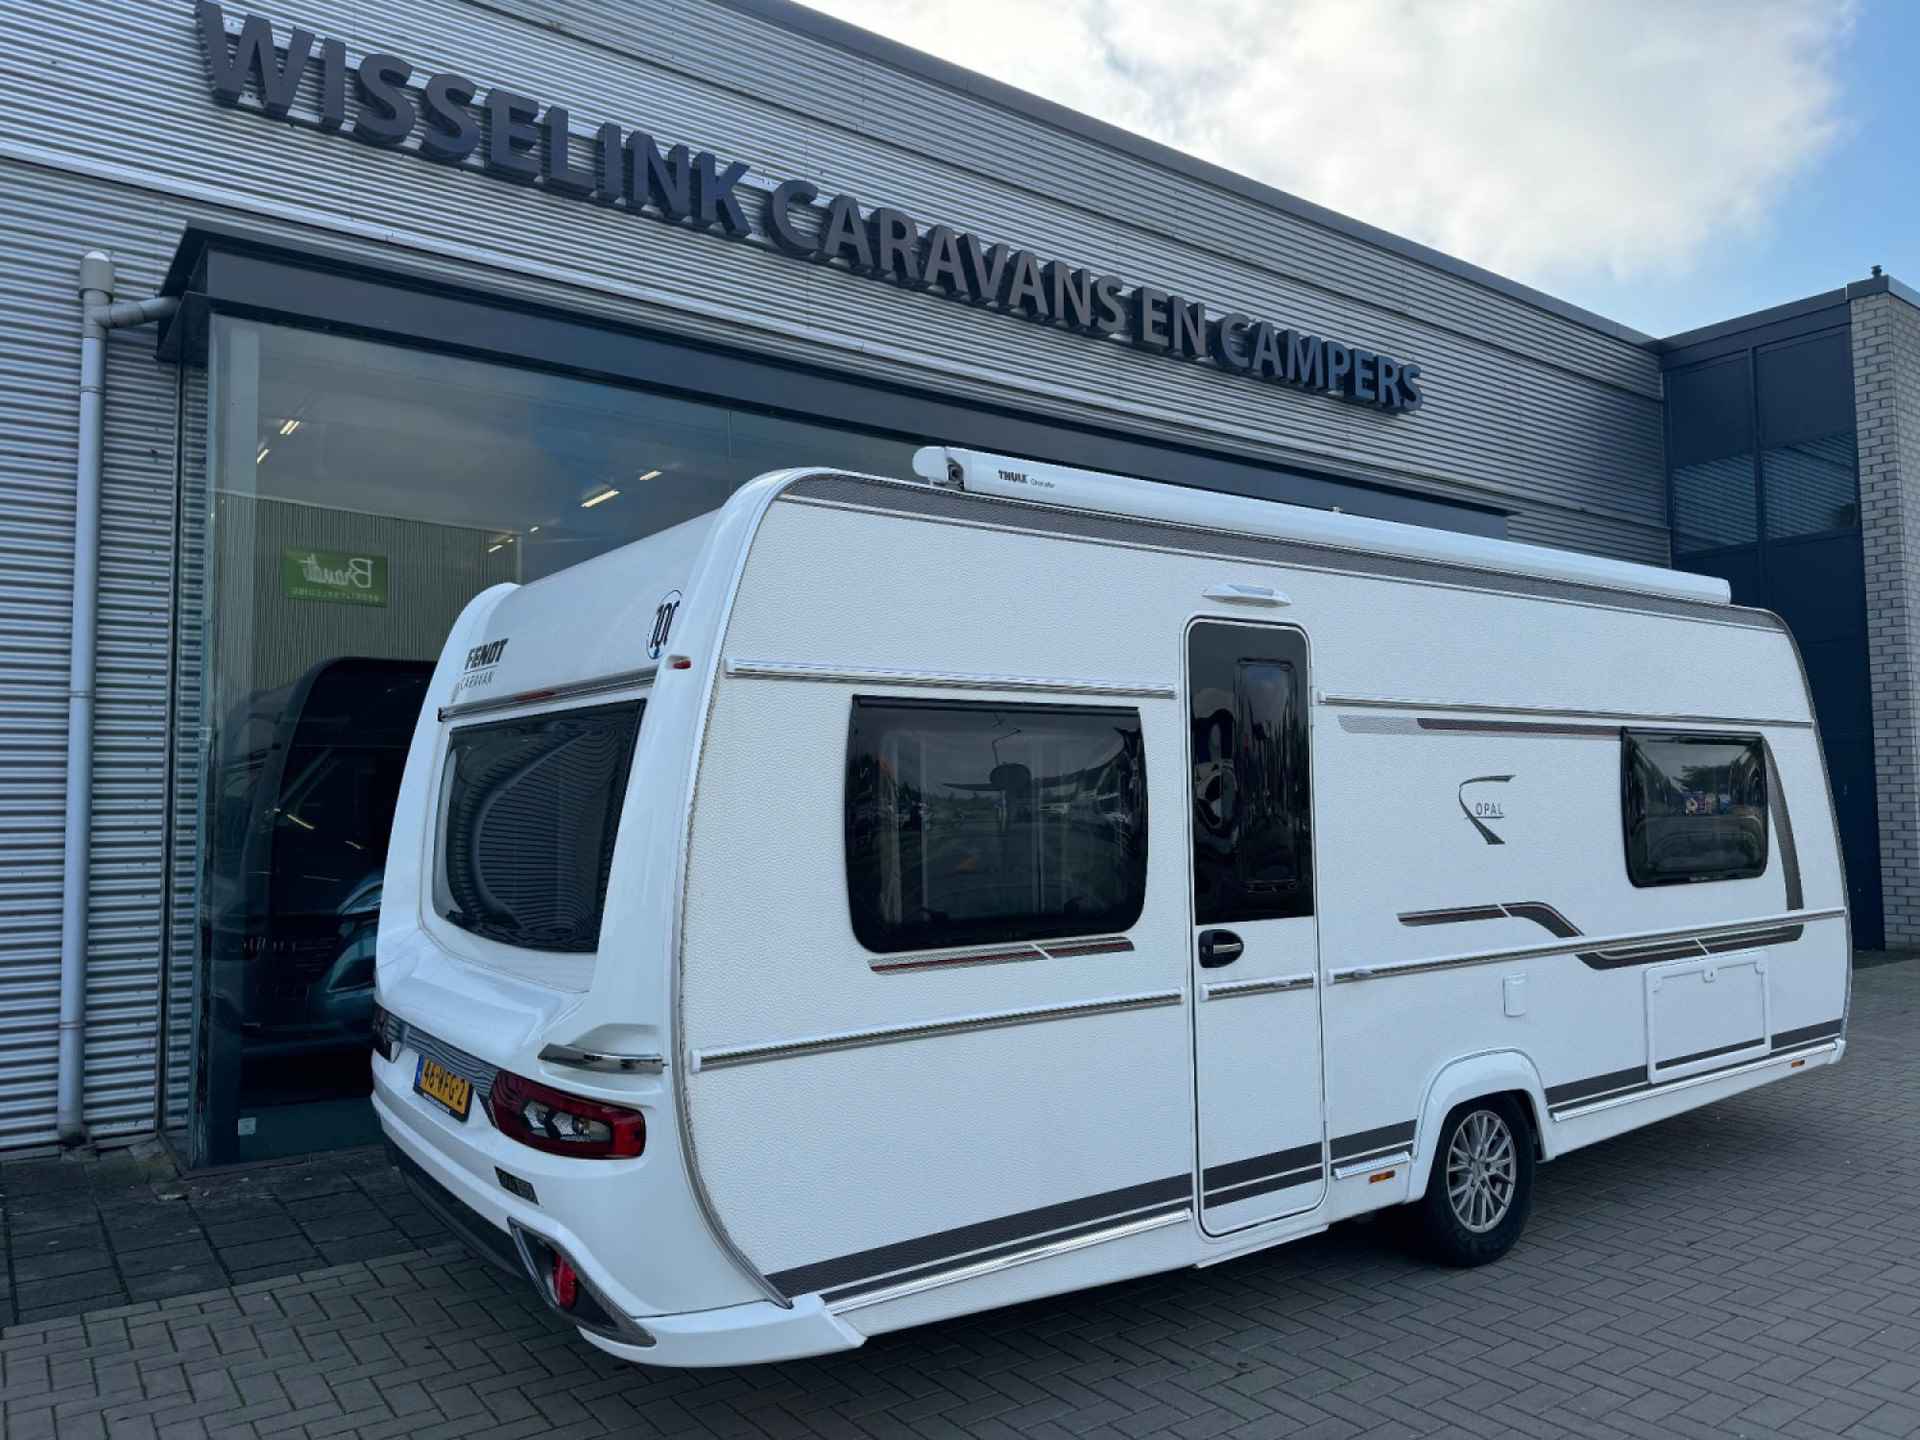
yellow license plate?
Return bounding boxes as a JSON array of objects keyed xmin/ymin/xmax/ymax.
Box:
[{"xmin": 414, "ymin": 1056, "xmax": 472, "ymax": 1122}]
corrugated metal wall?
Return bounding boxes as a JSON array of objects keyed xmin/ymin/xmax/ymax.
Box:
[
  {"xmin": 165, "ymin": 366, "xmax": 208, "ymax": 1134},
  {"xmin": 0, "ymin": 163, "xmax": 180, "ymax": 1146},
  {"xmin": 0, "ymin": 0, "xmax": 1673, "ymax": 1147},
  {"xmin": 0, "ymin": 0, "xmax": 1669, "ymax": 558}
]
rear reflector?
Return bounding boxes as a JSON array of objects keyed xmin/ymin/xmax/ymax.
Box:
[
  {"xmin": 489, "ymin": 1069, "xmax": 646, "ymax": 1159},
  {"xmin": 552, "ymin": 1253, "xmax": 579, "ymax": 1310}
]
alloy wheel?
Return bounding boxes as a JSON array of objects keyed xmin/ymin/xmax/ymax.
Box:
[{"xmin": 1445, "ymin": 1109, "xmax": 1517, "ymax": 1233}]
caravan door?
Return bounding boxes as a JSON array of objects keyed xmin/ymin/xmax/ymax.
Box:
[{"xmin": 1186, "ymin": 621, "xmax": 1327, "ymax": 1233}]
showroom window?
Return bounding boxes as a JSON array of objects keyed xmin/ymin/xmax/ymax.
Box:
[{"xmin": 188, "ymin": 317, "xmax": 916, "ymax": 1165}]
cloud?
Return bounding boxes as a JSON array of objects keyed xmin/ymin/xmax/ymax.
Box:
[{"xmin": 796, "ymin": 0, "xmax": 1855, "ymax": 289}]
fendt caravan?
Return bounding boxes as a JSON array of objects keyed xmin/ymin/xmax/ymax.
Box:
[{"xmin": 373, "ymin": 447, "xmax": 1850, "ymax": 1366}]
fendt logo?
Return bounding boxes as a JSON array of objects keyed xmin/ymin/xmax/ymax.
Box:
[
  {"xmin": 464, "ymin": 639, "xmax": 508, "ymax": 672},
  {"xmin": 1458, "ymin": 774, "xmax": 1513, "ymax": 846}
]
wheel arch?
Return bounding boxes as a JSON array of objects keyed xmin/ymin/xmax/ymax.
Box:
[{"xmin": 1404, "ymin": 1050, "xmax": 1555, "ymax": 1204}]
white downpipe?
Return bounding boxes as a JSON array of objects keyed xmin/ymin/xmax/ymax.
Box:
[{"xmin": 57, "ymin": 251, "xmax": 177, "ymax": 1146}]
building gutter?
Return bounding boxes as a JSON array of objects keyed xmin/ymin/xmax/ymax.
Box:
[{"xmin": 58, "ymin": 251, "xmax": 178, "ymax": 1146}]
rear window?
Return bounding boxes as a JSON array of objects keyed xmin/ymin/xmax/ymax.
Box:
[
  {"xmin": 844, "ymin": 697, "xmax": 1148, "ymax": 953},
  {"xmin": 1622, "ymin": 730, "xmax": 1767, "ymax": 886},
  {"xmin": 434, "ymin": 701, "xmax": 643, "ymax": 952}
]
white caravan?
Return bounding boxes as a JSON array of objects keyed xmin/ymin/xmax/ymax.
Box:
[{"xmin": 372, "ymin": 447, "xmax": 1850, "ymax": 1367}]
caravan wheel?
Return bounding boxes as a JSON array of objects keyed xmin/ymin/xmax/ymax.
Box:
[{"xmin": 1415, "ymin": 1097, "xmax": 1534, "ymax": 1266}]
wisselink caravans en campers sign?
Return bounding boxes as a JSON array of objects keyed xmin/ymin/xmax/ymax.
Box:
[{"xmin": 195, "ymin": 3, "xmax": 1425, "ymax": 414}]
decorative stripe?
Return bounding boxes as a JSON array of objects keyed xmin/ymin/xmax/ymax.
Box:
[
  {"xmin": 869, "ymin": 937, "xmax": 1135, "ymax": 973},
  {"xmin": 1773, "ymin": 1018, "xmax": 1846, "ymax": 1049},
  {"xmin": 1203, "ymin": 1166, "xmax": 1324, "ymax": 1207},
  {"xmin": 1042, "ymin": 937, "xmax": 1137, "ymax": 959},
  {"xmin": 1659, "ymin": 1036, "xmax": 1766, "ymax": 1069},
  {"xmin": 1417, "ymin": 717, "xmax": 1618, "ymax": 737},
  {"xmin": 436, "ymin": 665, "xmax": 656, "ymax": 723},
  {"xmin": 1202, "ymin": 1143, "xmax": 1321, "ymax": 1195},
  {"xmin": 1501, "ymin": 902, "xmax": 1581, "ymax": 939},
  {"xmin": 1330, "ymin": 1121, "xmax": 1417, "ymax": 1163},
  {"xmin": 1321, "ymin": 692, "xmax": 1810, "ymax": 728},
  {"xmin": 1580, "ymin": 939, "xmax": 1706, "ymax": 967},
  {"xmin": 1544, "ymin": 1064, "xmax": 1646, "ymax": 1108},
  {"xmin": 869, "ymin": 944, "xmax": 1043, "ymax": 974},
  {"xmin": 1202, "ymin": 973, "xmax": 1315, "ymax": 1000},
  {"xmin": 829, "ymin": 1210, "xmax": 1188, "ymax": 1311},
  {"xmin": 1547, "ymin": 1018, "xmax": 1844, "ymax": 1112},
  {"xmin": 1351, "ymin": 907, "xmax": 1836, "ymax": 983},
  {"xmin": 725, "ymin": 656, "xmax": 1176, "ymax": 699},
  {"xmin": 1763, "ymin": 739, "xmax": 1805, "ymax": 912},
  {"xmin": 696, "ymin": 990, "xmax": 1182, "ymax": 1070},
  {"xmin": 768, "ymin": 1172, "xmax": 1192, "ymax": 1299},
  {"xmin": 1701, "ymin": 926, "xmax": 1802, "ymax": 953},
  {"xmin": 1400, "ymin": 904, "xmax": 1508, "ymax": 926}
]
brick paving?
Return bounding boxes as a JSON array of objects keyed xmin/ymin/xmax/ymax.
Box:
[
  {"xmin": 0, "ymin": 1146, "xmax": 447, "ymax": 1325},
  {"xmin": 0, "ymin": 957, "xmax": 1915, "ymax": 1439}
]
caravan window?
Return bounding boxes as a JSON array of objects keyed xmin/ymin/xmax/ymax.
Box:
[
  {"xmin": 1622, "ymin": 731, "xmax": 1768, "ymax": 886},
  {"xmin": 844, "ymin": 698, "xmax": 1148, "ymax": 953},
  {"xmin": 434, "ymin": 701, "xmax": 643, "ymax": 952}
]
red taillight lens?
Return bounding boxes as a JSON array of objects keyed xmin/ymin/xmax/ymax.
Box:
[
  {"xmin": 488, "ymin": 1069, "xmax": 646, "ymax": 1159},
  {"xmin": 552, "ymin": 1254, "xmax": 579, "ymax": 1310}
]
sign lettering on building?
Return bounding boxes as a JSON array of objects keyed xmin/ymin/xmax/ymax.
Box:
[
  {"xmin": 280, "ymin": 547, "xmax": 388, "ymax": 605},
  {"xmin": 197, "ymin": 3, "xmax": 1425, "ymax": 414}
]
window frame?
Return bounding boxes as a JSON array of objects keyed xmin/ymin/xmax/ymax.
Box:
[
  {"xmin": 1619, "ymin": 728, "xmax": 1769, "ymax": 889},
  {"xmin": 842, "ymin": 694, "xmax": 1150, "ymax": 955}
]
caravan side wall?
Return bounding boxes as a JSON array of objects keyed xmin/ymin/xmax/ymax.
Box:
[{"xmin": 675, "ymin": 475, "xmax": 1847, "ymax": 1313}]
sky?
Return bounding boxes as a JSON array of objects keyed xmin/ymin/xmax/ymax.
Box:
[{"xmin": 798, "ymin": 0, "xmax": 1916, "ymax": 339}]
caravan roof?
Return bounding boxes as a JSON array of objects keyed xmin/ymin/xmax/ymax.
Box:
[{"xmin": 912, "ymin": 447, "xmax": 1728, "ymax": 608}]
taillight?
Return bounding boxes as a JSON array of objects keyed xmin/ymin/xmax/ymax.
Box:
[{"xmin": 488, "ymin": 1069, "xmax": 646, "ymax": 1159}]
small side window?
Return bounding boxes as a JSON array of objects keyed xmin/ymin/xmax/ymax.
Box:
[
  {"xmin": 844, "ymin": 697, "xmax": 1148, "ymax": 953},
  {"xmin": 1622, "ymin": 730, "xmax": 1768, "ymax": 886}
]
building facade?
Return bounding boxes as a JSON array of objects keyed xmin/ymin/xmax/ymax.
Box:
[{"xmin": 0, "ymin": 0, "xmax": 1909, "ymax": 1162}]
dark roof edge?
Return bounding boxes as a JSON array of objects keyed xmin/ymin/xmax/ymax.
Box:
[
  {"xmin": 1847, "ymin": 272, "xmax": 1920, "ymax": 312},
  {"xmin": 711, "ymin": 0, "xmax": 1658, "ymax": 351},
  {"xmin": 1653, "ymin": 288, "xmax": 1849, "ymax": 354},
  {"xmin": 1651, "ymin": 273, "xmax": 1920, "ymax": 357}
]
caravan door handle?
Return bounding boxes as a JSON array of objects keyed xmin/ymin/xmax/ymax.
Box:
[{"xmin": 1197, "ymin": 930, "xmax": 1244, "ymax": 968}]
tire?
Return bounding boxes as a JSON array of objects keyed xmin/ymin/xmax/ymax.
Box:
[{"xmin": 1413, "ymin": 1096, "xmax": 1534, "ymax": 1266}]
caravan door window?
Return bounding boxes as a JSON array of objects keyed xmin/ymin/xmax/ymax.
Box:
[
  {"xmin": 844, "ymin": 697, "xmax": 1148, "ymax": 953},
  {"xmin": 1189, "ymin": 628, "xmax": 1313, "ymax": 924},
  {"xmin": 1622, "ymin": 731, "xmax": 1768, "ymax": 886}
]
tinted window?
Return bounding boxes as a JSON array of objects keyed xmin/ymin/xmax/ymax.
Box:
[
  {"xmin": 1622, "ymin": 731, "xmax": 1768, "ymax": 886},
  {"xmin": 844, "ymin": 698, "xmax": 1148, "ymax": 953},
  {"xmin": 1758, "ymin": 332, "xmax": 1858, "ymax": 540},
  {"xmin": 1189, "ymin": 625, "xmax": 1313, "ymax": 923},
  {"xmin": 1667, "ymin": 355, "xmax": 1757, "ymax": 555},
  {"xmin": 435, "ymin": 701, "xmax": 643, "ymax": 952}
]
